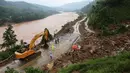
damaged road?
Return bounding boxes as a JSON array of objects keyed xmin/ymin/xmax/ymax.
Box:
[{"xmin": 0, "ymin": 14, "xmax": 85, "ymax": 73}]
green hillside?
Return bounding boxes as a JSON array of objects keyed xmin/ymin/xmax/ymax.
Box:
[
  {"xmin": 57, "ymin": 1, "xmax": 89, "ymax": 11},
  {"xmin": 82, "ymin": 0, "xmax": 130, "ymax": 36},
  {"xmin": 81, "ymin": 1, "xmax": 95, "ymax": 14},
  {"xmin": 0, "ymin": 0, "xmax": 58, "ymax": 26}
]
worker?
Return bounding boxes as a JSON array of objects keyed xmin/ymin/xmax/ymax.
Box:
[
  {"xmin": 72, "ymin": 44, "xmax": 81, "ymax": 61},
  {"xmin": 20, "ymin": 40, "xmax": 24, "ymax": 48},
  {"xmin": 54, "ymin": 32, "xmax": 56, "ymax": 38},
  {"xmin": 55, "ymin": 36, "xmax": 60, "ymax": 44},
  {"xmin": 23, "ymin": 42, "xmax": 28, "ymax": 48},
  {"xmin": 49, "ymin": 51, "xmax": 53, "ymax": 60},
  {"xmin": 51, "ymin": 44, "xmax": 55, "ymax": 52},
  {"xmin": 72, "ymin": 44, "xmax": 81, "ymax": 51},
  {"xmin": 55, "ymin": 38, "xmax": 57, "ymax": 44},
  {"xmin": 57, "ymin": 36, "xmax": 59, "ymax": 44}
]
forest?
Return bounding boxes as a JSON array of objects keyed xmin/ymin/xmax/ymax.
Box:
[{"xmin": 0, "ymin": 0, "xmax": 58, "ymax": 26}]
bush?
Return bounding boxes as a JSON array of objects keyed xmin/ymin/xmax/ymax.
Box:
[
  {"xmin": 5, "ymin": 67, "xmax": 46, "ymax": 73},
  {"xmin": 0, "ymin": 51, "xmax": 10, "ymax": 60},
  {"xmin": 25, "ymin": 67, "xmax": 45, "ymax": 73},
  {"xmin": 0, "ymin": 45, "xmax": 21, "ymax": 61},
  {"xmin": 5, "ymin": 67, "xmax": 19, "ymax": 73}
]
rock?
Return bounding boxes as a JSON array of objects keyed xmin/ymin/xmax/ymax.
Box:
[
  {"xmin": 120, "ymin": 47, "xmax": 125, "ymax": 52},
  {"xmin": 63, "ymin": 61, "xmax": 72, "ymax": 67},
  {"xmin": 111, "ymin": 41, "xmax": 116, "ymax": 46},
  {"xmin": 72, "ymin": 71, "xmax": 80, "ymax": 73},
  {"xmin": 90, "ymin": 46, "xmax": 96, "ymax": 54},
  {"xmin": 127, "ymin": 40, "xmax": 130, "ymax": 43},
  {"xmin": 89, "ymin": 46, "xmax": 96, "ymax": 54},
  {"xmin": 111, "ymin": 51, "xmax": 117, "ymax": 56}
]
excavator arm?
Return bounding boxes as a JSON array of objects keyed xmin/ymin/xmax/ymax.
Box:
[
  {"xmin": 29, "ymin": 32, "xmax": 44, "ymax": 50},
  {"xmin": 29, "ymin": 28, "xmax": 49, "ymax": 49},
  {"xmin": 15, "ymin": 28, "xmax": 49, "ymax": 59}
]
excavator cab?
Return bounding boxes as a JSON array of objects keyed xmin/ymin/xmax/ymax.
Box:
[{"xmin": 15, "ymin": 28, "xmax": 52, "ymax": 60}]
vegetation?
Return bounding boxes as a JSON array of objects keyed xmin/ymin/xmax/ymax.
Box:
[
  {"xmin": 82, "ymin": 0, "xmax": 130, "ymax": 36},
  {"xmin": 25, "ymin": 67, "xmax": 46, "ymax": 73},
  {"xmin": 1, "ymin": 24, "xmax": 17, "ymax": 49},
  {"xmin": 0, "ymin": 25, "xmax": 20, "ymax": 61},
  {"xmin": 81, "ymin": 1, "xmax": 95, "ymax": 14},
  {"xmin": 5, "ymin": 67, "xmax": 19, "ymax": 73},
  {"xmin": 0, "ymin": 0, "xmax": 58, "ymax": 26},
  {"xmin": 58, "ymin": 51, "xmax": 130, "ymax": 73},
  {"xmin": 5, "ymin": 67, "xmax": 45, "ymax": 73}
]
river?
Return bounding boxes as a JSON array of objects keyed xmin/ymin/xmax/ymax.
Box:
[{"xmin": 0, "ymin": 12, "xmax": 79, "ymax": 44}]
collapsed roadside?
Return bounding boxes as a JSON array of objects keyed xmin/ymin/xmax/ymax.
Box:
[{"xmin": 51, "ymin": 16, "xmax": 130, "ymax": 73}]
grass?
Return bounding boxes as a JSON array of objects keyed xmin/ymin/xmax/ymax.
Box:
[{"xmin": 58, "ymin": 51, "xmax": 130, "ymax": 73}]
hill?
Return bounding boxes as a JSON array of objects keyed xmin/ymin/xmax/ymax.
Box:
[
  {"xmin": 0, "ymin": 0, "xmax": 58, "ymax": 26},
  {"xmin": 81, "ymin": 1, "xmax": 96, "ymax": 14},
  {"xmin": 56, "ymin": 1, "xmax": 89, "ymax": 11},
  {"xmin": 82, "ymin": 0, "xmax": 130, "ymax": 36}
]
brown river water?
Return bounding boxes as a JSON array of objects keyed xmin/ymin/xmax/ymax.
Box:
[{"xmin": 0, "ymin": 12, "xmax": 78, "ymax": 44}]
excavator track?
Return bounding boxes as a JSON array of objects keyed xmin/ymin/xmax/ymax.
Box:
[{"xmin": 20, "ymin": 51, "xmax": 41, "ymax": 62}]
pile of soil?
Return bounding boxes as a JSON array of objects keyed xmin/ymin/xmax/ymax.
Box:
[{"xmin": 53, "ymin": 18, "xmax": 130, "ymax": 70}]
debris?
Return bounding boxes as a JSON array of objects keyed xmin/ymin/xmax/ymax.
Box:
[
  {"xmin": 72, "ymin": 71, "xmax": 80, "ymax": 73},
  {"xmin": 47, "ymin": 61, "xmax": 54, "ymax": 70}
]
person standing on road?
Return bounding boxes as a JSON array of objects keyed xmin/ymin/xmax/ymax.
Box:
[
  {"xmin": 51, "ymin": 44, "xmax": 55, "ymax": 52},
  {"xmin": 55, "ymin": 38, "xmax": 57, "ymax": 44},
  {"xmin": 49, "ymin": 51, "xmax": 53, "ymax": 60},
  {"xmin": 57, "ymin": 36, "xmax": 59, "ymax": 44},
  {"xmin": 54, "ymin": 30, "xmax": 57, "ymax": 44}
]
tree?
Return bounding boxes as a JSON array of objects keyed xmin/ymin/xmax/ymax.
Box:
[{"xmin": 2, "ymin": 24, "xmax": 17, "ymax": 49}]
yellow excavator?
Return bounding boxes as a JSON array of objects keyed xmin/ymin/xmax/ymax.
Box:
[{"xmin": 15, "ymin": 28, "xmax": 52, "ymax": 60}]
